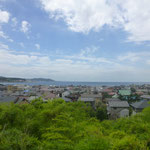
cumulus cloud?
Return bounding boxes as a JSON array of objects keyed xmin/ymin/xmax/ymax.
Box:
[
  {"xmin": 39, "ymin": 0, "xmax": 150, "ymax": 42},
  {"xmin": 0, "ymin": 9, "xmax": 13, "ymax": 42},
  {"xmin": 0, "ymin": 9, "xmax": 10, "ymax": 23},
  {"xmin": 21, "ymin": 20, "xmax": 31, "ymax": 33}
]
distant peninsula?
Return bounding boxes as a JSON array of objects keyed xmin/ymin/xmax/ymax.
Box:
[
  {"xmin": 27, "ymin": 78, "xmax": 54, "ymax": 82},
  {"xmin": 0, "ymin": 76, "xmax": 54, "ymax": 82}
]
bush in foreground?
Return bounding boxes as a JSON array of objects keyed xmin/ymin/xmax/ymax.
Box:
[{"xmin": 0, "ymin": 99, "xmax": 150, "ymax": 150}]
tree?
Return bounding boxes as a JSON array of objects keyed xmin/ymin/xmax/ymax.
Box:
[{"xmin": 96, "ymin": 107, "xmax": 107, "ymax": 121}]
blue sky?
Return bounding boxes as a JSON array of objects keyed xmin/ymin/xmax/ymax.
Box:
[{"xmin": 0, "ymin": 0, "xmax": 150, "ymax": 82}]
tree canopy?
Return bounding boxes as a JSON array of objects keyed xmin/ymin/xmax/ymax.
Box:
[{"xmin": 0, "ymin": 98, "xmax": 150, "ymax": 150}]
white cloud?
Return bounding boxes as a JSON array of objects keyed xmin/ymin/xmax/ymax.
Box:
[
  {"xmin": 118, "ymin": 52, "xmax": 140, "ymax": 62},
  {"xmin": 0, "ymin": 30, "xmax": 7, "ymax": 38},
  {"xmin": 0, "ymin": 9, "xmax": 10, "ymax": 23},
  {"xmin": 1, "ymin": 42, "xmax": 150, "ymax": 81},
  {"xmin": 21, "ymin": 20, "xmax": 31, "ymax": 33},
  {"xmin": 118, "ymin": 51, "xmax": 150, "ymax": 63},
  {"xmin": 39, "ymin": 0, "xmax": 150, "ymax": 42},
  {"xmin": 118, "ymin": 0, "xmax": 150, "ymax": 42},
  {"xmin": 35, "ymin": 43, "xmax": 40, "ymax": 50},
  {"xmin": 0, "ymin": 9, "xmax": 13, "ymax": 42},
  {"xmin": 0, "ymin": 43, "xmax": 50, "ymax": 66},
  {"xmin": 80, "ymin": 46, "xmax": 98, "ymax": 56},
  {"xmin": 0, "ymin": 30, "xmax": 13, "ymax": 42},
  {"xmin": 0, "ymin": 43, "xmax": 9, "ymax": 49},
  {"xmin": 64, "ymin": 46, "xmax": 113, "ymax": 64}
]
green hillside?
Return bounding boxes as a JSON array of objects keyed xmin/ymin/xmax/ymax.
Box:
[{"xmin": 0, "ymin": 99, "xmax": 150, "ymax": 150}]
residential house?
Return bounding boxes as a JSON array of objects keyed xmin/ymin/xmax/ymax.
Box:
[
  {"xmin": 140, "ymin": 95, "xmax": 150, "ymax": 101},
  {"xmin": 27, "ymin": 96, "xmax": 40, "ymax": 102},
  {"xmin": 107, "ymin": 101, "xmax": 130, "ymax": 119},
  {"xmin": 62, "ymin": 97, "xmax": 72, "ymax": 102},
  {"xmin": 14, "ymin": 97, "xmax": 30, "ymax": 104},
  {"xmin": 79, "ymin": 97, "xmax": 96, "ymax": 109},
  {"xmin": 80, "ymin": 93, "xmax": 102, "ymax": 105},
  {"xmin": 112, "ymin": 94, "xmax": 119, "ymax": 98},
  {"xmin": 105, "ymin": 98, "xmax": 121, "ymax": 103},
  {"xmin": 130, "ymin": 100, "xmax": 150, "ymax": 114},
  {"xmin": 80, "ymin": 93, "xmax": 102, "ymax": 100},
  {"xmin": 0, "ymin": 96, "xmax": 17, "ymax": 103},
  {"xmin": 78, "ymin": 93, "xmax": 101, "ymax": 109},
  {"xmin": 118, "ymin": 90, "xmax": 131, "ymax": 100},
  {"xmin": 62, "ymin": 91, "xmax": 70, "ymax": 97},
  {"xmin": 44, "ymin": 92, "xmax": 57, "ymax": 100},
  {"xmin": 0, "ymin": 85, "xmax": 7, "ymax": 91}
]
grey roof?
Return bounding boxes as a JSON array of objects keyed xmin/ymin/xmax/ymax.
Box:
[
  {"xmin": 80, "ymin": 94, "xmax": 102, "ymax": 98},
  {"xmin": 140, "ymin": 95, "xmax": 150, "ymax": 100},
  {"xmin": 14, "ymin": 97, "xmax": 29, "ymax": 104},
  {"xmin": 108, "ymin": 101, "xmax": 129, "ymax": 108},
  {"xmin": 80, "ymin": 97, "xmax": 95, "ymax": 102},
  {"xmin": 62, "ymin": 97, "xmax": 72, "ymax": 102},
  {"xmin": 106, "ymin": 98, "xmax": 121, "ymax": 102},
  {"xmin": 0, "ymin": 96, "xmax": 17, "ymax": 102},
  {"xmin": 27, "ymin": 96, "xmax": 39, "ymax": 101},
  {"xmin": 130, "ymin": 100, "xmax": 150, "ymax": 109}
]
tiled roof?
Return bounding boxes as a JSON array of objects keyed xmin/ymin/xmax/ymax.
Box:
[
  {"xmin": 62, "ymin": 97, "xmax": 72, "ymax": 102},
  {"xmin": 140, "ymin": 95, "xmax": 150, "ymax": 99},
  {"xmin": 130, "ymin": 100, "xmax": 150, "ymax": 109},
  {"xmin": 119, "ymin": 90, "xmax": 131, "ymax": 96},
  {"xmin": 80, "ymin": 94, "xmax": 101, "ymax": 98},
  {"xmin": 80, "ymin": 97, "xmax": 95, "ymax": 102},
  {"xmin": 0, "ymin": 96, "xmax": 17, "ymax": 102},
  {"xmin": 106, "ymin": 98, "xmax": 121, "ymax": 102},
  {"xmin": 108, "ymin": 101, "xmax": 129, "ymax": 108}
]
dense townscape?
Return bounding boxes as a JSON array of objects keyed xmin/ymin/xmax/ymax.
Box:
[{"xmin": 0, "ymin": 83, "xmax": 150, "ymax": 119}]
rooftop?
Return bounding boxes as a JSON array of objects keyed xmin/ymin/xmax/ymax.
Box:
[
  {"xmin": 80, "ymin": 94, "xmax": 102, "ymax": 98},
  {"xmin": 140, "ymin": 95, "xmax": 150, "ymax": 100},
  {"xmin": 131, "ymin": 100, "xmax": 150, "ymax": 109},
  {"xmin": 119, "ymin": 90, "xmax": 131, "ymax": 96},
  {"xmin": 80, "ymin": 97, "xmax": 95, "ymax": 102},
  {"xmin": 108, "ymin": 101, "xmax": 129, "ymax": 108}
]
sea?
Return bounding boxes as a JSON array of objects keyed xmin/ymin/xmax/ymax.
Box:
[{"xmin": 0, "ymin": 81, "xmax": 150, "ymax": 87}]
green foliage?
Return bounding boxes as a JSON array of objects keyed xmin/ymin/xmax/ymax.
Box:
[
  {"xmin": 112, "ymin": 136, "xmax": 146, "ymax": 150},
  {"xmin": 0, "ymin": 99, "xmax": 150, "ymax": 149},
  {"xmin": 96, "ymin": 106, "xmax": 107, "ymax": 121},
  {"xmin": 0, "ymin": 128, "xmax": 39, "ymax": 150},
  {"xmin": 102, "ymin": 92, "xmax": 112, "ymax": 99},
  {"xmin": 74, "ymin": 136, "xmax": 110, "ymax": 150}
]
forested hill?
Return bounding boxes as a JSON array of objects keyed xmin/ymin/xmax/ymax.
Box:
[
  {"xmin": 0, "ymin": 76, "xmax": 54, "ymax": 82},
  {"xmin": 0, "ymin": 76, "xmax": 26, "ymax": 82},
  {"xmin": 0, "ymin": 99, "xmax": 150, "ymax": 149},
  {"xmin": 28, "ymin": 78, "xmax": 54, "ymax": 82}
]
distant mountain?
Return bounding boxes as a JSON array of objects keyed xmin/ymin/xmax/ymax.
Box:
[
  {"xmin": 0, "ymin": 76, "xmax": 54, "ymax": 82},
  {"xmin": 27, "ymin": 78, "xmax": 54, "ymax": 82},
  {"xmin": 0, "ymin": 76, "xmax": 26, "ymax": 82}
]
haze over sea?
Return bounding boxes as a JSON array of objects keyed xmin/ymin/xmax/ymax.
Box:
[{"xmin": 0, "ymin": 81, "xmax": 150, "ymax": 87}]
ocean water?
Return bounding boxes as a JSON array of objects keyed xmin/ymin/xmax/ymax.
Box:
[{"xmin": 0, "ymin": 81, "xmax": 149, "ymax": 86}]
